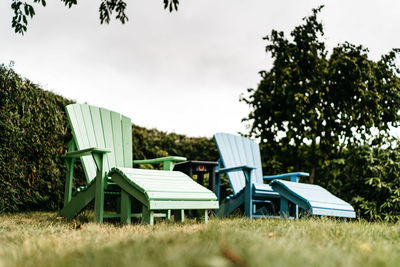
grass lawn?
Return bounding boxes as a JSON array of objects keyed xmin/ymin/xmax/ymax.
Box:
[{"xmin": 0, "ymin": 212, "xmax": 399, "ymax": 267}]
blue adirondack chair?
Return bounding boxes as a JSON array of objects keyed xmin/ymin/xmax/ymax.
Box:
[{"xmin": 214, "ymin": 133, "xmax": 356, "ymax": 219}]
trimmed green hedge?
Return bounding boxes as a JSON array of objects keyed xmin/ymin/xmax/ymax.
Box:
[
  {"xmin": 0, "ymin": 64, "xmax": 220, "ymax": 213},
  {"xmin": 3, "ymin": 63, "xmax": 398, "ymax": 221},
  {"xmin": 0, "ymin": 64, "xmax": 73, "ymax": 212}
]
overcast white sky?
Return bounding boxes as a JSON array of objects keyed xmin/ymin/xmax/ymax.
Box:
[{"xmin": 1, "ymin": 1, "xmax": 399, "ymax": 137}]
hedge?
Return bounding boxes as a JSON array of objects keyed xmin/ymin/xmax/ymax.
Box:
[
  {"xmin": 2, "ymin": 63, "xmax": 399, "ymax": 222},
  {"xmin": 0, "ymin": 63, "xmax": 220, "ymax": 213}
]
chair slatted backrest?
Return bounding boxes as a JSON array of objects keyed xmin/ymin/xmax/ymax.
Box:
[
  {"xmin": 66, "ymin": 104, "xmax": 133, "ymax": 183},
  {"xmin": 214, "ymin": 133, "xmax": 263, "ymax": 194}
]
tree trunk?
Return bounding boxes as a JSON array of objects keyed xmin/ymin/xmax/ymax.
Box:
[{"xmin": 309, "ymin": 166, "xmax": 315, "ymax": 184}]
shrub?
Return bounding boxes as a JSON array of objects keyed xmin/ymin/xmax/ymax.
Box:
[{"xmin": 0, "ymin": 63, "xmax": 219, "ymax": 213}]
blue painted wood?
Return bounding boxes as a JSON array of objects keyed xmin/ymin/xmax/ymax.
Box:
[
  {"xmin": 270, "ymin": 180, "xmax": 356, "ymax": 218},
  {"xmin": 214, "ymin": 133, "xmax": 264, "ymax": 194},
  {"xmin": 214, "ymin": 132, "xmax": 303, "ymax": 218},
  {"xmin": 214, "ymin": 132, "xmax": 355, "ymax": 219}
]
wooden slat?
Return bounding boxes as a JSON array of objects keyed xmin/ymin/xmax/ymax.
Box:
[
  {"xmin": 118, "ymin": 168, "xmax": 214, "ymax": 193},
  {"xmin": 100, "ymin": 108, "xmax": 116, "ymax": 168},
  {"xmin": 248, "ymin": 138, "xmax": 263, "ymax": 184},
  {"xmin": 215, "ymin": 133, "xmax": 245, "ymax": 193},
  {"xmin": 308, "ymin": 201, "xmax": 355, "ymax": 211},
  {"xmin": 311, "ymin": 208, "xmax": 356, "ymax": 218},
  {"xmin": 253, "ymin": 183, "xmax": 275, "ymax": 192},
  {"xmin": 71, "ymin": 104, "xmax": 97, "ymax": 182},
  {"xmin": 112, "ymin": 167, "xmax": 217, "ymax": 196},
  {"xmin": 215, "ymin": 133, "xmax": 267, "ymax": 193},
  {"xmin": 149, "ymin": 200, "xmax": 219, "ymax": 210},
  {"xmin": 89, "ymin": 105, "xmax": 110, "ymax": 172},
  {"xmin": 81, "ymin": 104, "xmax": 98, "ymax": 150},
  {"xmin": 121, "ymin": 115, "xmax": 132, "ymax": 168},
  {"xmin": 111, "ymin": 111, "xmax": 124, "ymax": 167},
  {"xmin": 232, "ymin": 135, "xmax": 248, "ymax": 190},
  {"xmin": 146, "ymin": 191, "xmax": 217, "ymax": 201}
]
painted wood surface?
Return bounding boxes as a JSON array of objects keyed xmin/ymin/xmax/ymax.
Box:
[
  {"xmin": 270, "ymin": 180, "xmax": 356, "ymax": 218},
  {"xmin": 63, "ymin": 103, "xmax": 218, "ymax": 224},
  {"xmin": 214, "ymin": 133, "xmax": 264, "ymax": 194},
  {"xmin": 66, "ymin": 104, "xmax": 133, "ymax": 183},
  {"xmin": 214, "ymin": 132, "xmax": 356, "ymax": 219},
  {"xmin": 110, "ymin": 167, "xmax": 218, "ymax": 203}
]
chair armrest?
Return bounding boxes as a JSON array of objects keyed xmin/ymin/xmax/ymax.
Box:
[
  {"xmin": 133, "ymin": 156, "xmax": 187, "ymax": 171},
  {"xmin": 133, "ymin": 156, "xmax": 187, "ymax": 164},
  {"xmin": 216, "ymin": 165, "xmax": 256, "ymax": 186},
  {"xmin": 263, "ymin": 172, "xmax": 309, "ymax": 182},
  {"xmin": 63, "ymin": 147, "xmax": 112, "ymax": 158},
  {"xmin": 216, "ymin": 165, "xmax": 256, "ymax": 174}
]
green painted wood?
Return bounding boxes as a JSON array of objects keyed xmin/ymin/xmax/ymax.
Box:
[
  {"xmin": 121, "ymin": 189, "xmax": 131, "ymax": 224},
  {"xmin": 109, "ymin": 172, "xmax": 148, "ymax": 206},
  {"xmin": 64, "ymin": 158, "xmax": 74, "ymax": 206},
  {"xmin": 81, "ymin": 104, "xmax": 98, "ymax": 154},
  {"xmin": 100, "ymin": 107, "xmax": 116, "ymax": 169},
  {"xmin": 121, "ymin": 115, "xmax": 132, "ymax": 168},
  {"xmin": 109, "ymin": 167, "xmax": 219, "ymax": 211},
  {"xmin": 64, "ymin": 103, "xmax": 218, "ymax": 224},
  {"xmin": 133, "ymin": 156, "xmax": 187, "ymax": 170},
  {"xmin": 63, "ymin": 140, "xmax": 76, "ymax": 206},
  {"xmin": 111, "ymin": 111, "xmax": 124, "ymax": 167},
  {"xmin": 66, "ymin": 105, "xmax": 93, "ymax": 183},
  {"xmin": 111, "ymin": 168, "xmax": 218, "ymax": 201},
  {"xmin": 149, "ymin": 200, "xmax": 219, "ymax": 210},
  {"xmin": 94, "ymin": 154, "xmax": 106, "ymax": 223},
  {"xmin": 90, "ymin": 105, "xmax": 110, "ymax": 172},
  {"xmin": 73, "ymin": 104, "xmax": 97, "ymax": 182},
  {"xmin": 142, "ymin": 205, "xmax": 154, "ymax": 225},
  {"xmin": 59, "ymin": 181, "xmax": 96, "ymax": 218},
  {"xmin": 103, "ymin": 214, "xmax": 121, "ymax": 218},
  {"xmin": 64, "ymin": 147, "xmax": 112, "ymax": 158},
  {"xmin": 153, "ymin": 213, "xmax": 167, "ymax": 218}
]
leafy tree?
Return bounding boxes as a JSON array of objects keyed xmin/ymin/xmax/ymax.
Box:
[
  {"xmin": 10, "ymin": 0, "xmax": 179, "ymax": 34},
  {"xmin": 241, "ymin": 6, "xmax": 400, "ymax": 184}
]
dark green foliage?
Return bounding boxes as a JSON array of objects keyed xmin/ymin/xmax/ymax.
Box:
[
  {"xmin": 0, "ymin": 62, "xmax": 73, "ymax": 213},
  {"xmin": 318, "ymin": 145, "xmax": 400, "ymax": 222},
  {"xmin": 10, "ymin": 0, "xmax": 180, "ymax": 35},
  {"xmin": 242, "ymin": 6, "xmax": 400, "ymax": 183},
  {"xmin": 132, "ymin": 124, "xmax": 218, "ymax": 162},
  {"xmin": 242, "ymin": 6, "xmax": 400, "ymax": 221},
  {"xmin": 0, "ymin": 63, "xmax": 217, "ymax": 213}
]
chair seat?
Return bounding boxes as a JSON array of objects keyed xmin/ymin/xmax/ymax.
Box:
[
  {"xmin": 225, "ymin": 183, "xmax": 281, "ymax": 200},
  {"xmin": 252, "ymin": 183, "xmax": 280, "ymax": 198}
]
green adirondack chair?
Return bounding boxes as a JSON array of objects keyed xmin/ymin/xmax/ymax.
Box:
[{"xmin": 60, "ymin": 104, "xmax": 218, "ymax": 224}]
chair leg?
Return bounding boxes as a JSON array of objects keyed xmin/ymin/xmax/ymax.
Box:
[
  {"xmin": 280, "ymin": 197, "xmax": 290, "ymax": 219},
  {"xmin": 163, "ymin": 210, "xmax": 172, "ymax": 220},
  {"xmin": 120, "ymin": 190, "xmax": 131, "ymax": 224},
  {"xmin": 94, "ymin": 176, "xmax": 105, "ymax": 223},
  {"xmin": 167, "ymin": 210, "xmax": 171, "ymax": 220},
  {"xmin": 244, "ymin": 197, "xmax": 253, "ymax": 219},
  {"xmin": 142, "ymin": 205, "xmax": 154, "ymax": 225}
]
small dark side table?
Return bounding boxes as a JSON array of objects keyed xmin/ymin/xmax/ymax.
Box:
[{"xmin": 173, "ymin": 160, "xmax": 218, "ymax": 194}]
